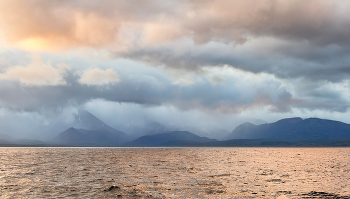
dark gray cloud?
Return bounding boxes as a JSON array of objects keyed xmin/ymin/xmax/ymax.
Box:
[
  {"xmin": 120, "ymin": 38, "xmax": 350, "ymax": 83},
  {"xmin": 1, "ymin": 0, "xmax": 350, "ymax": 83},
  {"xmin": 1, "ymin": 0, "xmax": 350, "ymax": 138},
  {"xmin": 0, "ymin": 56, "xmax": 347, "ymax": 115}
]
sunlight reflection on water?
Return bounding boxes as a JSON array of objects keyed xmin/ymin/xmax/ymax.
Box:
[{"xmin": 0, "ymin": 147, "xmax": 349, "ymax": 198}]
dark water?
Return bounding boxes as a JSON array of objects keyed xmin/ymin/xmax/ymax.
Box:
[{"xmin": 0, "ymin": 147, "xmax": 349, "ymax": 198}]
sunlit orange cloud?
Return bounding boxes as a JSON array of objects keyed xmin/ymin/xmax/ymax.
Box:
[
  {"xmin": 0, "ymin": 54, "xmax": 70, "ymax": 86},
  {"xmin": 0, "ymin": 0, "xmax": 348, "ymax": 52},
  {"xmin": 0, "ymin": 0, "xmax": 124, "ymax": 52},
  {"xmin": 14, "ymin": 12, "xmax": 120, "ymax": 51}
]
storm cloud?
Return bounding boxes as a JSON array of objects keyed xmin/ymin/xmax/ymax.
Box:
[
  {"xmin": 0, "ymin": 0, "xmax": 350, "ymax": 138},
  {"xmin": 0, "ymin": 0, "xmax": 350, "ymax": 80}
]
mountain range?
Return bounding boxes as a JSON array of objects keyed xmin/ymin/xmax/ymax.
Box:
[
  {"xmin": 124, "ymin": 131, "xmax": 216, "ymax": 147},
  {"xmin": 1, "ymin": 111, "xmax": 350, "ymax": 147},
  {"xmin": 225, "ymin": 117, "xmax": 350, "ymax": 142}
]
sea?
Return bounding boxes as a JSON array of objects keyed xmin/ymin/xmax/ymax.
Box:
[{"xmin": 0, "ymin": 147, "xmax": 349, "ymax": 198}]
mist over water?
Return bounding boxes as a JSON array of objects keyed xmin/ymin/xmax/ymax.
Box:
[{"xmin": 1, "ymin": 147, "xmax": 349, "ymax": 198}]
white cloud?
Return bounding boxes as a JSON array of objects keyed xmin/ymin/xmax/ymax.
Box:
[
  {"xmin": 172, "ymin": 76, "xmax": 196, "ymax": 86},
  {"xmin": 78, "ymin": 68, "xmax": 120, "ymax": 86},
  {"xmin": 0, "ymin": 55, "xmax": 69, "ymax": 86}
]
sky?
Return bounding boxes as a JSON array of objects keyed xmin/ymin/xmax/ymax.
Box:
[{"xmin": 1, "ymin": 0, "xmax": 350, "ymax": 139}]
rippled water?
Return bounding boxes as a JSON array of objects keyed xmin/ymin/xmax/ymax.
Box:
[{"xmin": 0, "ymin": 147, "xmax": 349, "ymax": 198}]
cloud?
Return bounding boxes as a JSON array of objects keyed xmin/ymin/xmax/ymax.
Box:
[
  {"xmin": 1, "ymin": 0, "xmax": 350, "ymax": 83},
  {"xmin": 0, "ymin": 0, "xmax": 176, "ymax": 51},
  {"xmin": 78, "ymin": 68, "xmax": 120, "ymax": 86},
  {"xmin": 0, "ymin": 54, "xmax": 347, "ymax": 115},
  {"xmin": 1, "ymin": 54, "xmax": 350, "ymax": 140},
  {"xmin": 1, "ymin": 0, "xmax": 350, "ymax": 126},
  {"xmin": 171, "ymin": 74, "xmax": 199, "ymax": 86},
  {"xmin": 1, "ymin": 0, "xmax": 349, "ymax": 49},
  {"xmin": 0, "ymin": 55, "xmax": 69, "ymax": 86},
  {"xmin": 8, "ymin": 1, "xmax": 350, "ymax": 43}
]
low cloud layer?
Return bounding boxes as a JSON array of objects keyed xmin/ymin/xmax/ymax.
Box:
[{"xmin": 0, "ymin": 56, "xmax": 348, "ymax": 115}]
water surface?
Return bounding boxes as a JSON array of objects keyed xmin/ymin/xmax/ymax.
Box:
[{"xmin": 0, "ymin": 147, "xmax": 349, "ymax": 198}]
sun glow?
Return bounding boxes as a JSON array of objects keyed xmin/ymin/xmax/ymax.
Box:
[{"xmin": 17, "ymin": 37, "xmax": 60, "ymax": 51}]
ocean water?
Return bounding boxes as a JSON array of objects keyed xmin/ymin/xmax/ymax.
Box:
[{"xmin": 0, "ymin": 147, "xmax": 349, "ymax": 198}]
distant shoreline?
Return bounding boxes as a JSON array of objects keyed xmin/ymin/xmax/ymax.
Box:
[{"xmin": 1, "ymin": 145, "xmax": 349, "ymax": 148}]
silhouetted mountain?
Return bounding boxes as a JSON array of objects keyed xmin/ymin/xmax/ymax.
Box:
[
  {"xmin": 51, "ymin": 127, "xmax": 130, "ymax": 146},
  {"xmin": 156, "ymin": 139, "xmax": 350, "ymax": 147},
  {"xmin": 0, "ymin": 133, "xmax": 45, "ymax": 146},
  {"xmin": 224, "ymin": 122, "xmax": 257, "ymax": 140},
  {"xmin": 126, "ymin": 122, "xmax": 171, "ymax": 137},
  {"xmin": 73, "ymin": 110, "xmax": 123, "ymax": 133},
  {"xmin": 226, "ymin": 117, "xmax": 350, "ymax": 142},
  {"xmin": 50, "ymin": 110, "xmax": 132, "ymax": 146},
  {"xmin": 161, "ymin": 139, "xmax": 284, "ymax": 147},
  {"xmin": 143, "ymin": 122, "xmax": 169, "ymax": 135},
  {"xmin": 6, "ymin": 115, "xmax": 350, "ymax": 147},
  {"xmin": 124, "ymin": 131, "xmax": 217, "ymax": 147}
]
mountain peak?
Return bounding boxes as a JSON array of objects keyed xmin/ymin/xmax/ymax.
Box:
[
  {"xmin": 50, "ymin": 109, "xmax": 132, "ymax": 146},
  {"xmin": 274, "ymin": 117, "xmax": 303, "ymax": 124},
  {"xmin": 73, "ymin": 110, "xmax": 108, "ymax": 131},
  {"xmin": 238, "ymin": 122, "xmax": 256, "ymax": 127},
  {"xmin": 224, "ymin": 122, "xmax": 257, "ymax": 140}
]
